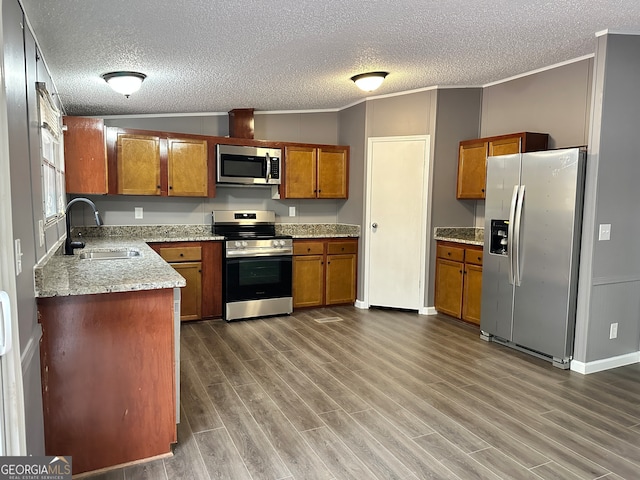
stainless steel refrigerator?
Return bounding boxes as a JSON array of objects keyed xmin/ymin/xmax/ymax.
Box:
[{"xmin": 480, "ymin": 147, "xmax": 586, "ymax": 369}]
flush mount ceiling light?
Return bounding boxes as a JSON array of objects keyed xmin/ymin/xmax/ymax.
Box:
[
  {"xmin": 101, "ymin": 71, "xmax": 147, "ymax": 97},
  {"xmin": 350, "ymin": 71, "xmax": 388, "ymax": 92}
]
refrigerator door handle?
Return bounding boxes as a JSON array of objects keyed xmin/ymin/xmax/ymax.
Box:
[
  {"xmin": 507, "ymin": 185, "xmax": 518, "ymax": 285},
  {"xmin": 514, "ymin": 184, "xmax": 526, "ymax": 286}
]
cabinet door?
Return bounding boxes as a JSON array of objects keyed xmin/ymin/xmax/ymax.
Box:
[
  {"xmin": 284, "ymin": 146, "xmax": 317, "ymax": 198},
  {"xmin": 293, "ymin": 255, "xmax": 324, "ymax": 307},
  {"xmin": 172, "ymin": 262, "xmax": 202, "ymax": 321},
  {"xmin": 326, "ymin": 254, "xmax": 356, "ymax": 305},
  {"xmin": 167, "ymin": 138, "xmax": 208, "ymax": 197},
  {"xmin": 116, "ymin": 133, "xmax": 161, "ymax": 195},
  {"xmin": 317, "ymin": 147, "xmax": 348, "ymax": 199},
  {"xmin": 457, "ymin": 141, "xmax": 488, "ymax": 199},
  {"xmin": 462, "ymin": 263, "xmax": 482, "ymax": 325},
  {"xmin": 434, "ymin": 258, "xmax": 464, "ymax": 318},
  {"xmin": 488, "ymin": 136, "xmax": 521, "ymax": 156},
  {"xmin": 63, "ymin": 116, "xmax": 108, "ymax": 194}
]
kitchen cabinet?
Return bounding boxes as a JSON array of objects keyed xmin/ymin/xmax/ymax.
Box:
[
  {"xmin": 456, "ymin": 132, "xmax": 549, "ymax": 199},
  {"xmin": 293, "ymin": 238, "xmax": 357, "ymax": 308},
  {"xmin": 158, "ymin": 245, "xmax": 202, "ymax": 321},
  {"xmin": 434, "ymin": 241, "xmax": 483, "ymax": 325},
  {"xmin": 38, "ymin": 289, "xmax": 176, "ymax": 475},
  {"xmin": 63, "ymin": 116, "xmax": 108, "ymax": 194},
  {"xmin": 283, "ymin": 144, "xmax": 349, "ymax": 199},
  {"xmin": 107, "ymin": 127, "xmax": 214, "ymax": 197},
  {"xmin": 150, "ymin": 241, "xmax": 223, "ymax": 320}
]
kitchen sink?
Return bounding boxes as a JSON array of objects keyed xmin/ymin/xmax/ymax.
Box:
[{"xmin": 79, "ymin": 248, "xmax": 141, "ymax": 260}]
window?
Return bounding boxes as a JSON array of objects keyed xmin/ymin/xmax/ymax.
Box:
[{"xmin": 37, "ymin": 83, "xmax": 64, "ymax": 222}]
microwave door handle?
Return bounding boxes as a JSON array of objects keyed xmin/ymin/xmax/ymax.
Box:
[{"xmin": 265, "ymin": 153, "xmax": 271, "ymax": 182}]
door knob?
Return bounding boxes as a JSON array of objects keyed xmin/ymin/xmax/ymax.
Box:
[{"xmin": 372, "ymin": 223, "xmax": 378, "ymax": 228}]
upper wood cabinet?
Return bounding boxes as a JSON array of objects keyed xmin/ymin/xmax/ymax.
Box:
[
  {"xmin": 457, "ymin": 132, "xmax": 549, "ymax": 199},
  {"xmin": 107, "ymin": 127, "xmax": 214, "ymax": 197},
  {"xmin": 283, "ymin": 144, "xmax": 349, "ymax": 199},
  {"xmin": 116, "ymin": 132, "xmax": 161, "ymax": 195},
  {"xmin": 63, "ymin": 116, "xmax": 108, "ymax": 194},
  {"xmin": 167, "ymin": 138, "xmax": 208, "ymax": 196}
]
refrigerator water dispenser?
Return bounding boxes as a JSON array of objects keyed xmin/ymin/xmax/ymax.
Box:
[{"xmin": 490, "ymin": 219, "xmax": 509, "ymax": 255}]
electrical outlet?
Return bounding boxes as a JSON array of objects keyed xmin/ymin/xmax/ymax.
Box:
[
  {"xmin": 599, "ymin": 223, "xmax": 611, "ymax": 241},
  {"xmin": 289, "ymin": 206, "xmax": 296, "ymax": 217},
  {"xmin": 609, "ymin": 322, "xmax": 618, "ymax": 339},
  {"xmin": 135, "ymin": 207, "xmax": 143, "ymax": 219}
]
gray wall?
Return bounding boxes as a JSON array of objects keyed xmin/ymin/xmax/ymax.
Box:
[
  {"xmin": 427, "ymin": 88, "xmax": 483, "ymax": 305},
  {"xmin": 481, "ymin": 58, "xmax": 593, "ymax": 148},
  {"xmin": 336, "ymin": 102, "xmax": 366, "ymax": 299},
  {"xmin": 574, "ymin": 33, "xmax": 640, "ymax": 363},
  {"xmin": 3, "ymin": 0, "xmax": 66, "ymax": 454}
]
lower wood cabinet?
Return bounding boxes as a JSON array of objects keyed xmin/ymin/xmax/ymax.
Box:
[
  {"xmin": 434, "ymin": 241, "xmax": 483, "ymax": 325},
  {"xmin": 293, "ymin": 238, "xmax": 357, "ymax": 308},
  {"xmin": 158, "ymin": 245, "xmax": 202, "ymax": 321},
  {"xmin": 150, "ymin": 241, "xmax": 222, "ymax": 320},
  {"xmin": 38, "ymin": 289, "xmax": 177, "ymax": 475}
]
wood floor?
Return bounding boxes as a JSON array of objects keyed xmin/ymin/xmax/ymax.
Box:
[{"xmin": 84, "ymin": 307, "xmax": 640, "ymax": 480}]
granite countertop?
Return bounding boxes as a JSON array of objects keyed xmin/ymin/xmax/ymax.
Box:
[
  {"xmin": 434, "ymin": 227, "xmax": 484, "ymax": 246},
  {"xmin": 35, "ymin": 223, "xmax": 361, "ymax": 298},
  {"xmin": 35, "ymin": 238, "xmax": 186, "ymax": 298}
]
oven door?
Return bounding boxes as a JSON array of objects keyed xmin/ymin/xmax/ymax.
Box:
[{"xmin": 224, "ymin": 254, "xmax": 292, "ymax": 304}]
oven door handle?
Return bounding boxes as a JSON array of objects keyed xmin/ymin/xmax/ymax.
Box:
[{"xmin": 226, "ymin": 249, "xmax": 293, "ymax": 258}]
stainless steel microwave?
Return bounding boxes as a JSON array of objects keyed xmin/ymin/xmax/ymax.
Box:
[{"xmin": 216, "ymin": 144, "xmax": 282, "ymax": 185}]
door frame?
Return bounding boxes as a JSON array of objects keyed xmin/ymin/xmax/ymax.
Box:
[
  {"xmin": 0, "ymin": 1, "xmax": 28, "ymax": 454},
  {"xmin": 362, "ymin": 135, "xmax": 431, "ymax": 312}
]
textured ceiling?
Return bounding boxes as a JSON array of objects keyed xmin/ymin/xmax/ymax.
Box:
[{"xmin": 19, "ymin": 0, "xmax": 640, "ymax": 116}]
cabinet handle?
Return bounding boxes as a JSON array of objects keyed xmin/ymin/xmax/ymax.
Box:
[
  {"xmin": 157, "ymin": 185, "xmax": 161, "ymax": 189},
  {"xmin": 180, "ymin": 253, "xmax": 184, "ymax": 257},
  {"xmin": 169, "ymin": 186, "xmax": 173, "ymax": 190},
  {"xmin": 341, "ymin": 247, "xmax": 344, "ymax": 251},
  {"xmin": 447, "ymin": 252, "xmax": 451, "ymax": 256},
  {"xmin": 478, "ymin": 256, "xmax": 481, "ymax": 261},
  {"xmin": 460, "ymin": 270, "xmax": 463, "ymax": 273},
  {"xmin": 481, "ymin": 188, "xmax": 485, "ymax": 193},
  {"xmin": 307, "ymin": 248, "xmax": 311, "ymax": 252}
]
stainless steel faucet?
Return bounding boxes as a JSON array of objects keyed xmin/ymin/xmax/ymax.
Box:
[{"xmin": 64, "ymin": 197, "xmax": 103, "ymax": 255}]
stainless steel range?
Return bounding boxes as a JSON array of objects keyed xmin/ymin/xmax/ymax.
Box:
[{"xmin": 213, "ymin": 210, "xmax": 293, "ymax": 321}]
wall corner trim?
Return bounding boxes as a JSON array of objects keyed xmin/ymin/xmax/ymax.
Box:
[
  {"xmin": 421, "ymin": 306, "xmax": 438, "ymax": 316},
  {"xmin": 354, "ymin": 300, "xmax": 368, "ymax": 309},
  {"xmin": 570, "ymin": 351, "xmax": 640, "ymax": 374}
]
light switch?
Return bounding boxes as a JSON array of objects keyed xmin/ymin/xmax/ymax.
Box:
[
  {"xmin": 135, "ymin": 207, "xmax": 143, "ymax": 219},
  {"xmin": 289, "ymin": 206, "xmax": 296, "ymax": 217},
  {"xmin": 598, "ymin": 223, "xmax": 611, "ymax": 241},
  {"xmin": 14, "ymin": 238, "xmax": 23, "ymax": 276}
]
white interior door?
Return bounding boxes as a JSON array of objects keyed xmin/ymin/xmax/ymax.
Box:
[{"xmin": 365, "ymin": 136, "xmax": 430, "ymax": 310}]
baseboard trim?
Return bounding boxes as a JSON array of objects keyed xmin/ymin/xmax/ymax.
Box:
[
  {"xmin": 420, "ymin": 306, "xmax": 438, "ymax": 316},
  {"xmin": 570, "ymin": 351, "xmax": 640, "ymax": 374},
  {"xmin": 354, "ymin": 300, "xmax": 368, "ymax": 310}
]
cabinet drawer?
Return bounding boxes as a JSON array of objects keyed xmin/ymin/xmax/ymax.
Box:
[
  {"xmin": 327, "ymin": 241, "xmax": 357, "ymax": 255},
  {"xmin": 159, "ymin": 246, "xmax": 202, "ymax": 262},
  {"xmin": 436, "ymin": 244, "xmax": 464, "ymax": 262},
  {"xmin": 294, "ymin": 242, "xmax": 325, "ymax": 255},
  {"xmin": 465, "ymin": 248, "xmax": 483, "ymax": 266}
]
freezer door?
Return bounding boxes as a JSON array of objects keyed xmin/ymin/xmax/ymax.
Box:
[
  {"xmin": 481, "ymin": 154, "xmax": 520, "ymax": 340},
  {"xmin": 512, "ymin": 148, "xmax": 584, "ymax": 359}
]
